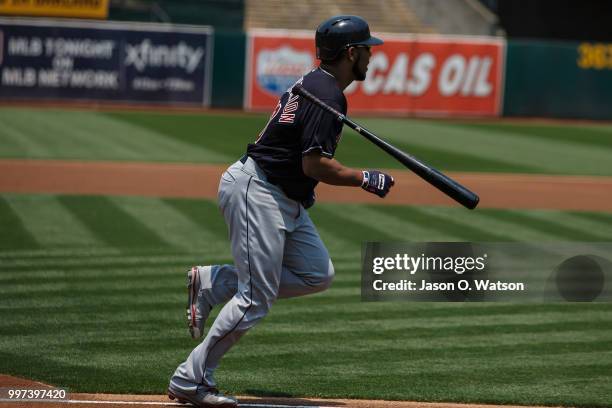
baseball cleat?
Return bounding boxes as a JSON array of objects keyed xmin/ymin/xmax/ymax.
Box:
[
  {"xmin": 186, "ymin": 266, "xmax": 213, "ymax": 339},
  {"xmin": 168, "ymin": 385, "xmax": 237, "ymax": 408}
]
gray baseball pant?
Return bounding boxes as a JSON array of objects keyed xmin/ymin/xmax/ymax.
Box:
[{"xmin": 170, "ymin": 157, "xmax": 334, "ymax": 391}]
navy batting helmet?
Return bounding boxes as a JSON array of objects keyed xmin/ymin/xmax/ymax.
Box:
[{"xmin": 315, "ymin": 15, "xmax": 383, "ymax": 61}]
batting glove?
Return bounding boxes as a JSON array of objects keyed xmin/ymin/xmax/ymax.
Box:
[{"xmin": 361, "ymin": 170, "xmax": 394, "ymax": 198}]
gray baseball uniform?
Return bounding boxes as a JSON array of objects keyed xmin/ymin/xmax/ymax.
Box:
[{"xmin": 170, "ymin": 67, "xmax": 344, "ymax": 391}]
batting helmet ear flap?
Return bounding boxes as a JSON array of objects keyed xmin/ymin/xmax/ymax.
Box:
[{"xmin": 315, "ymin": 15, "xmax": 383, "ymax": 61}]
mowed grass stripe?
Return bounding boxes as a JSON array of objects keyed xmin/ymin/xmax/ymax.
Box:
[
  {"xmin": 4, "ymin": 304, "xmax": 610, "ymax": 345},
  {"xmin": 310, "ymin": 205, "xmax": 399, "ymax": 243},
  {"xmin": 7, "ymin": 329, "xmax": 611, "ymax": 368},
  {"xmin": 220, "ymin": 366, "xmax": 611, "ymax": 407},
  {"xmin": 0, "ymin": 350, "xmax": 184, "ymax": 394},
  {"xmin": 0, "ymin": 196, "xmax": 40, "ymax": 249},
  {"xmin": 316, "ymin": 355, "xmax": 612, "ymax": 380},
  {"xmin": 0, "ymin": 300, "xmax": 182, "ymax": 318},
  {"xmin": 320, "ymin": 204, "xmax": 462, "ymax": 241},
  {"xmin": 334, "ymin": 133, "xmax": 538, "ymax": 173},
  {"xmin": 303, "ymin": 216, "xmax": 369, "ymax": 255},
  {"xmin": 0, "ymin": 109, "xmax": 230, "ymax": 163},
  {"xmin": 416, "ymin": 206, "xmax": 563, "ymax": 241},
  {"xmin": 111, "ymin": 196, "xmax": 230, "ymax": 253},
  {"xmin": 456, "ymin": 122, "xmax": 612, "ymax": 151},
  {"xmin": 468, "ymin": 208, "xmax": 569, "ymax": 241},
  {"xmin": 0, "ymin": 255, "xmax": 211, "ymax": 279},
  {"xmin": 570, "ymin": 211, "xmax": 612, "ymax": 229},
  {"xmin": 2, "ymin": 291, "xmax": 602, "ymax": 320},
  {"xmin": 369, "ymin": 205, "xmax": 510, "ymax": 241},
  {"xmin": 5, "ymin": 195, "xmax": 102, "ymax": 248},
  {"xmin": 253, "ymin": 310, "xmax": 612, "ymax": 335},
  {"xmin": 373, "ymin": 118, "xmax": 612, "ymax": 175},
  {"xmin": 274, "ymin": 299, "xmax": 612, "ymax": 318},
  {"xmin": 309, "ymin": 205, "xmax": 395, "ymax": 265},
  {"xmin": 58, "ymin": 196, "xmax": 168, "ymax": 248},
  {"xmin": 0, "ymin": 284, "xmax": 351, "ymax": 304},
  {"xmin": 231, "ymin": 334, "xmax": 612, "ymax": 363},
  {"xmin": 0, "ymin": 109, "xmax": 142, "ymax": 159},
  {"xmin": 70, "ymin": 112, "xmax": 233, "ymax": 163},
  {"xmin": 2, "ymin": 107, "xmax": 611, "ymax": 177},
  {"xmin": 1, "ymin": 291, "xmax": 182, "ymax": 310},
  {"xmin": 5, "ymin": 293, "xmax": 601, "ymax": 324},
  {"xmin": 0, "ymin": 254, "xmax": 196, "ymax": 272},
  {"xmin": 264, "ymin": 302, "xmax": 612, "ymax": 328},
  {"xmin": 105, "ymin": 111, "xmax": 266, "ymax": 162},
  {"xmin": 4, "ymin": 303, "xmax": 610, "ymax": 342},
  {"xmin": 1, "ymin": 270, "xmax": 181, "ymax": 288},
  {"xmin": 1, "ymin": 279, "xmax": 180, "ymax": 300},
  {"xmin": 0, "ymin": 118, "xmax": 51, "ymax": 157},
  {"xmin": 484, "ymin": 210, "xmax": 609, "ymax": 241},
  {"xmin": 0, "ymin": 247, "xmax": 123, "ymax": 260},
  {"xmin": 225, "ymin": 356, "xmax": 612, "ymax": 402},
  {"xmin": 524, "ymin": 210, "xmax": 612, "ymax": 239},
  {"xmin": 163, "ymin": 198, "xmax": 230, "ymax": 242}
]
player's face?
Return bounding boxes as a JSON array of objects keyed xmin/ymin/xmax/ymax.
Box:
[{"xmin": 350, "ymin": 45, "xmax": 372, "ymax": 81}]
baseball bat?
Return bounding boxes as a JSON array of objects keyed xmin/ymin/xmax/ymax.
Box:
[{"xmin": 292, "ymin": 84, "xmax": 479, "ymax": 210}]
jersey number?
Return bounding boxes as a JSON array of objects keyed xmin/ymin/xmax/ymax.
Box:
[
  {"xmin": 278, "ymin": 93, "xmax": 299, "ymax": 123},
  {"xmin": 254, "ymin": 92, "xmax": 301, "ymax": 143}
]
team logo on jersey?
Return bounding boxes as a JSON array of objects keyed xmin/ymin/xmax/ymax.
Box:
[{"xmin": 256, "ymin": 46, "xmax": 313, "ymax": 97}]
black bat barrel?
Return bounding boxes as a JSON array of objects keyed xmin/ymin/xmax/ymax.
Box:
[{"xmin": 292, "ymin": 84, "xmax": 480, "ymax": 210}]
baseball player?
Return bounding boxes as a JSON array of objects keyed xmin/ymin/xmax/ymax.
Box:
[{"xmin": 167, "ymin": 15, "xmax": 394, "ymax": 408}]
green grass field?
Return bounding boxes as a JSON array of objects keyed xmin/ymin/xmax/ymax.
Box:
[
  {"xmin": 2, "ymin": 108, "xmax": 612, "ymax": 175},
  {"xmin": 1, "ymin": 107, "xmax": 612, "ymax": 407}
]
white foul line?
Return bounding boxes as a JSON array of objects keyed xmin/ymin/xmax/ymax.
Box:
[{"xmin": 0, "ymin": 398, "xmax": 335, "ymax": 408}]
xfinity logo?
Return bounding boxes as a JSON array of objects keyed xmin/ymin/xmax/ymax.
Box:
[{"xmin": 125, "ymin": 39, "xmax": 204, "ymax": 73}]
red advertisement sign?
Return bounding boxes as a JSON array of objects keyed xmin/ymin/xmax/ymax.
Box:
[{"xmin": 245, "ymin": 30, "xmax": 505, "ymax": 116}]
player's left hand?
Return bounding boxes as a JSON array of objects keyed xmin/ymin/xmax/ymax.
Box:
[{"xmin": 361, "ymin": 170, "xmax": 394, "ymax": 198}]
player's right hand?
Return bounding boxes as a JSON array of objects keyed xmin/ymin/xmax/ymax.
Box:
[{"xmin": 361, "ymin": 170, "xmax": 394, "ymax": 198}]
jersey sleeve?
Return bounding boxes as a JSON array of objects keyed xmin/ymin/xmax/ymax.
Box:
[{"xmin": 300, "ymin": 99, "xmax": 344, "ymax": 158}]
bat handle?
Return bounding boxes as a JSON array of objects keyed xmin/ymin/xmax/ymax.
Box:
[{"xmin": 292, "ymin": 84, "xmax": 344, "ymax": 120}]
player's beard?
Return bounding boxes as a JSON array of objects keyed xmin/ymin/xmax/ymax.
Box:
[{"xmin": 352, "ymin": 53, "xmax": 367, "ymax": 81}]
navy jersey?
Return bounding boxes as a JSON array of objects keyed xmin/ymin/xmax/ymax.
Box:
[{"xmin": 247, "ymin": 67, "xmax": 347, "ymax": 202}]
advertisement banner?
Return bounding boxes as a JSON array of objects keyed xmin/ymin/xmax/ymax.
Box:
[
  {"xmin": 0, "ymin": 18, "xmax": 213, "ymax": 105},
  {"xmin": 245, "ymin": 30, "xmax": 505, "ymax": 116},
  {"xmin": 0, "ymin": 0, "xmax": 109, "ymax": 19}
]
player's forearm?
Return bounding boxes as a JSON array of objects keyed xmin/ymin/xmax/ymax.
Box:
[
  {"xmin": 302, "ymin": 154, "xmax": 363, "ymax": 187},
  {"xmin": 314, "ymin": 165, "xmax": 363, "ymax": 186}
]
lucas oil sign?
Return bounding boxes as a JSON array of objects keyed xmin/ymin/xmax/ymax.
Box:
[
  {"xmin": 0, "ymin": 18, "xmax": 213, "ymax": 105},
  {"xmin": 245, "ymin": 30, "xmax": 505, "ymax": 116}
]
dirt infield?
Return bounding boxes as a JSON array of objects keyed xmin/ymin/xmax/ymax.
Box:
[
  {"xmin": 0, "ymin": 375, "xmax": 562, "ymax": 408},
  {"xmin": 1, "ymin": 159, "xmax": 611, "ymax": 212}
]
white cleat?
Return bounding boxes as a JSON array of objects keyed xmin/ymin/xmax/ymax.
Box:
[
  {"xmin": 168, "ymin": 384, "xmax": 237, "ymax": 408},
  {"xmin": 186, "ymin": 266, "xmax": 213, "ymax": 339}
]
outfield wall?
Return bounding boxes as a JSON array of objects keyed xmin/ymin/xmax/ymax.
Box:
[
  {"xmin": 1, "ymin": 17, "xmax": 611, "ymax": 119},
  {"xmin": 504, "ymin": 40, "xmax": 612, "ymax": 120}
]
